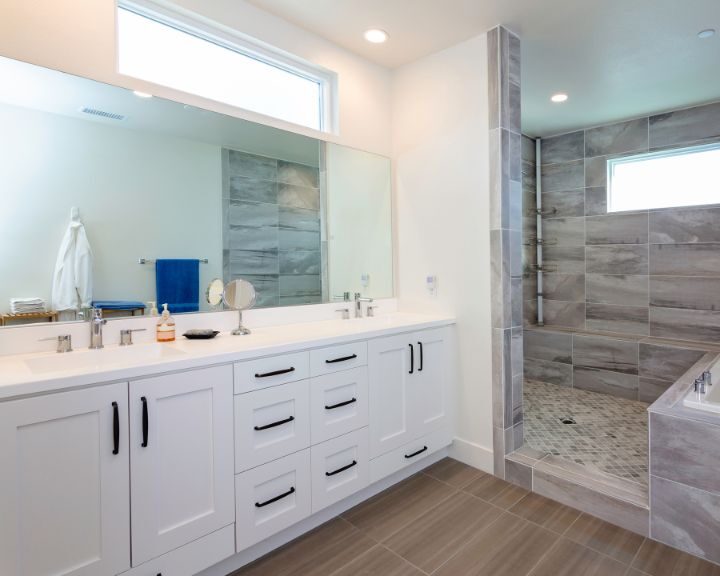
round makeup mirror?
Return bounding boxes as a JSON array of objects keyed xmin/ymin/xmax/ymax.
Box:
[
  {"xmin": 206, "ymin": 278, "xmax": 225, "ymax": 307},
  {"xmin": 223, "ymin": 279, "xmax": 257, "ymax": 335}
]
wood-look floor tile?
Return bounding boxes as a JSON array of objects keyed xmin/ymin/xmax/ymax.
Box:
[
  {"xmin": 384, "ymin": 491, "xmax": 503, "ymax": 573},
  {"xmin": 528, "ymin": 538, "xmax": 627, "ymax": 576},
  {"xmin": 423, "ymin": 457, "xmax": 486, "ymax": 488},
  {"xmin": 342, "ymin": 473, "xmax": 456, "ymax": 541},
  {"xmin": 232, "ymin": 518, "xmax": 375, "ymax": 576},
  {"xmin": 464, "ymin": 474, "xmax": 529, "ymax": 509},
  {"xmin": 509, "ymin": 492, "xmax": 581, "ymax": 534},
  {"xmin": 564, "ymin": 512, "xmax": 645, "ymax": 564},
  {"xmin": 328, "ymin": 545, "xmax": 423, "ymax": 576},
  {"xmin": 631, "ymin": 539, "xmax": 720, "ymax": 576},
  {"xmin": 434, "ymin": 513, "xmax": 559, "ymax": 576}
]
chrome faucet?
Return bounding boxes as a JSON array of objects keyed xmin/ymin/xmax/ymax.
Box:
[
  {"xmin": 39, "ymin": 334, "xmax": 73, "ymax": 353},
  {"xmin": 89, "ymin": 308, "xmax": 107, "ymax": 350},
  {"xmin": 354, "ymin": 293, "xmax": 373, "ymax": 318}
]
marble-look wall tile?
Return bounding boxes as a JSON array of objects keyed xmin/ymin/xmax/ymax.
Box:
[
  {"xmin": 541, "ymin": 160, "xmax": 584, "ymax": 193},
  {"xmin": 279, "ymin": 274, "xmax": 321, "ymax": 297},
  {"xmin": 586, "ymin": 245, "xmax": 648, "ymax": 274},
  {"xmin": 573, "ymin": 334, "xmax": 639, "ymax": 375},
  {"xmin": 543, "ymin": 245, "xmax": 586, "ymax": 274},
  {"xmin": 541, "ymin": 189, "xmax": 585, "ymax": 218},
  {"xmin": 586, "ymin": 303, "xmax": 649, "ymax": 335},
  {"xmin": 639, "ymin": 377, "xmax": 672, "ymax": 403},
  {"xmin": 650, "ymin": 413, "xmax": 720, "ymax": 493},
  {"xmin": 230, "ymin": 225, "xmax": 279, "ymax": 252},
  {"xmin": 241, "ymin": 274, "xmax": 279, "ymax": 307},
  {"xmin": 511, "ymin": 277, "xmax": 523, "ymax": 327},
  {"xmin": 229, "ymin": 175, "xmax": 277, "ymax": 204},
  {"xmin": 542, "ymin": 217, "xmax": 585, "ymax": 246},
  {"xmin": 279, "ymin": 294, "xmax": 322, "ymax": 306},
  {"xmin": 585, "ymin": 274, "xmax": 648, "ymax": 306},
  {"xmin": 585, "ymin": 213, "xmax": 648, "ymax": 245},
  {"xmin": 649, "ymin": 244, "xmax": 720, "ymax": 276},
  {"xmin": 279, "ymin": 207, "xmax": 320, "ymax": 232},
  {"xmin": 522, "ymin": 134, "xmax": 536, "ymax": 162},
  {"xmin": 649, "ymin": 307, "xmax": 720, "ymax": 342},
  {"xmin": 277, "ymin": 160, "xmax": 319, "ymax": 188},
  {"xmin": 584, "ymin": 186, "xmax": 607, "ymax": 216},
  {"xmin": 585, "ymin": 156, "xmax": 608, "ymax": 188},
  {"xmin": 524, "ymin": 298, "xmax": 538, "ymax": 326},
  {"xmin": 584, "ymin": 118, "xmax": 648, "ymax": 157},
  {"xmin": 639, "ymin": 343, "xmax": 705, "ymax": 381},
  {"xmin": 487, "ymin": 28, "xmax": 499, "ymax": 130},
  {"xmin": 543, "ymin": 273, "xmax": 585, "ymax": 302},
  {"xmin": 524, "ymin": 329, "xmax": 573, "ymax": 363},
  {"xmin": 541, "ymin": 130, "xmax": 584, "ymax": 165},
  {"xmin": 229, "ymin": 249, "xmax": 279, "ymax": 275},
  {"xmin": 279, "ymin": 250, "xmax": 321, "ymax": 275},
  {"xmin": 649, "ymin": 207, "xmax": 720, "ymax": 244},
  {"xmin": 650, "ymin": 276, "xmax": 720, "ymax": 311},
  {"xmin": 524, "ymin": 357, "xmax": 573, "ymax": 387},
  {"xmin": 650, "ymin": 474, "xmax": 720, "ymax": 564},
  {"xmin": 229, "ymin": 201, "xmax": 278, "ymax": 228},
  {"xmin": 492, "ymin": 328, "xmax": 511, "ymax": 429},
  {"xmin": 489, "ymin": 129, "xmax": 509, "ymax": 229},
  {"xmin": 278, "ymin": 183, "xmax": 320, "ymax": 210},
  {"xmin": 228, "ymin": 150, "xmax": 277, "ymax": 180},
  {"xmin": 543, "ymin": 300, "xmax": 586, "ymax": 329},
  {"xmin": 649, "ymin": 101, "xmax": 720, "ymax": 149},
  {"xmin": 491, "ymin": 229, "xmax": 512, "ymax": 329},
  {"xmin": 505, "ymin": 459, "xmax": 533, "ymax": 490},
  {"xmin": 573, "ymin": 367, "xmax": 639, "ymax": 400}
]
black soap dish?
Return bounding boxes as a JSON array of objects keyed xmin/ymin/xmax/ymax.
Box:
[{"xmin": 183, "ymin": 329, "xmax": 220, "ymax": 340}]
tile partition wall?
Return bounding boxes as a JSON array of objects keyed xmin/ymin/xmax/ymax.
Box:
[
  {"xmin": 488, "ymin": 26, "xmax": 524, "ymax": 478},
  {"xmin": 222, "ymin": 149, "xmax": 324, "ymax": 308}
]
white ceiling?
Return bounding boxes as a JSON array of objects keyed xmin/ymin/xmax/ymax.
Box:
[{"xmin": 248, "ymin": 0, "xmax": 720, "ymax": 136}]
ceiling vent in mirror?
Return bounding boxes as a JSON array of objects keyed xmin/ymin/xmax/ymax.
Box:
[{"xmin": 79, "ymin": 107, "xmax": 126, "ymax": 121}]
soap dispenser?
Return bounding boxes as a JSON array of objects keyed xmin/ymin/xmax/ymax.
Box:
[
  {"xmin": 147, "ymin": 301, "xmax": 159, "ymax": 316},
  {"xmin": 156, "ymin": 303, "xmax": 176, "ymax": 342}
]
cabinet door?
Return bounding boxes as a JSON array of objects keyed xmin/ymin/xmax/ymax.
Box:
[
  {"xmin": 412, "ymin": 327, "xmax": 450, "ymax": 437},
  {"xmin": 368, "ymin": 333, "xmax": 414, "ymax": 457},
  {"xmin": 130, "ymin": 365, "xmax": 234, "ymax": 566},
  {"xmin": 0, "ymin": 383, "xmax": 130, "ymax": 576}
]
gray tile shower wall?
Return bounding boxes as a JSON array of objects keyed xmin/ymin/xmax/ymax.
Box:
[
  {"xmin": 222, "ymin": 149, "xmax": 323, "ymax": 308},
  {"xmin": 523, "ymin": 100, "xmax": 720, "ymax": 344}
]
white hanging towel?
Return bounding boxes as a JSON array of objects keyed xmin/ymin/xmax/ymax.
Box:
[{"xmin": 51, "ymin": 207, "xmax": 93, "ymax": 312}]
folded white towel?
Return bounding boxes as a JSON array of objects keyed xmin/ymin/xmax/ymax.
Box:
[{"xmin": 9, "ymin": 297, "xmax": 47, "ymax": 314}]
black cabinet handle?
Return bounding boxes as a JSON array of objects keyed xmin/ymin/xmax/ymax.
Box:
[
  {"xmin": 255, "ymin": 486, "xmax": 295, "ymax": 508},
  {"xmin": 326, "ymin": 460, "xmax": 357, "ymax": 477},
  {"xmin": 112, "ymin": 401, "xmax": 120, "ymax": 455},
  {"xmin": 255, "ymin": 367, "xmax": 295, "ymax": 378},
  {"xmin": 141, "ymin": 396, "xmax": 148, "ymax": 448},
  {"xmin": 409, "ymin": 344, "xmax": 414, "ymax": 374},
  {"xmin": 325, "ymin": 397, "xmax": 357, "ymax": 410},
  {"xmin": 254, "ymin": 415, "xmax": 295, "ymax": 431},
  {"xmin": 418, "ymin": 342, "xmax": 424, "ymax": 372},
  {"xmin": 325, "ymin": 354, "xmax": 357, "ymax": 364},
  {"xmin": 405, "ymin": 445, "xmax": 428, "ymax": 459}
]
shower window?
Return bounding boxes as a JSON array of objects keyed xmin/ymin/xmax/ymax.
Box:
[
  {"xmin": 607, "ymin": 142, "xmax": 720, "ymax": 212},
  {"xmin": 117, "ymin": 2, "xmax": 336, "ymax": 132}
]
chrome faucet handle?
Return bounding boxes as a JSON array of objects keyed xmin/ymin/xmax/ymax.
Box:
[
  {"xmin": 695, "ymin": 377, "xmax": 706, "ymax": 394},
  {"xmin": 366, "ymin": 305, "xmax": 377, "ymax": 317},
  {"xmin": 335, "ymin": 308, "xmax": 350, "ymax": 320},
  {"xmin": 120, "ymin": 328, "xmax": 147, "ymax": 346},
  {"xmin": 333, "ymin": 292, "xmax": 351, "ymax": 302},
  {"xmin": 703, "ymin": 370, "xmax": 712, "ymax": 387},
  {"xmin": 39, "ymin": 334, "xmax": 73, "ymax": 353},
  {"xmin": 354, "ymin": 292, "xmax": 373, "ymax": 302}
]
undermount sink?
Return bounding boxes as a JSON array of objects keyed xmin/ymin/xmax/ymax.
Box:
[{"xmin": 25, "ymin": 343, "xmax": 186, "ymax": 374}]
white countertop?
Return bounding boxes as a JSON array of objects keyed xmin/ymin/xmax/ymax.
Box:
[{"xmin": 0, "ymin": 313, "xmax": 455, "ymax": 401}]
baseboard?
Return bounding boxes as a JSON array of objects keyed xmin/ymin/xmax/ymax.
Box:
[{"xmin": 448, "ymin": 437, "xmax": 494, "ymax": 474}]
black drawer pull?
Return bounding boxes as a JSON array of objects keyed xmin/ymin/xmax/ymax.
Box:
[
  {"xmin": 255, "ymin": 367, "xmax": 295, "ymax": 378},
  {"xmin": 409, "ymin": 344, "xmax": 414, "ymax": 374},
  {"xmin": 326, "ymin": 460, "xmax": 358, "ymax": 477},
  {"xmin": 255, "ymin": 486, "xmax": 295, "ymax": 508},
  {"xmin": 418, "ymin": 342, "xmax": 424, "ymax": 372},
  {"xmin": 405, "ymin": 445, "xmax": 428, "ymax": 459},
  {"xmin": 325, "ymin": 354, "xmax": 358, "ymax": 364},
  {"xmin": 141, "ymin": 396, "xmax": 149, "ymax": 448},
  {"xmin": 325, "ymin": 397, "xmax": 357, "ymax": 410},
  {"xmin": 112, "ymin": 401, "xmax": 120, "ymax": 455},
  {"xmin": 254, "ymin": 415, "xmax": 295, "ymax": 431}
]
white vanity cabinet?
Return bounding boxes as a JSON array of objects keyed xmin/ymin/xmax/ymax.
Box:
[
  {"xmin": 129, "ymin": 365, "xmax": 235, "ymax": 566},
  {"xmin": 0, "ymin": 383, "xmax": 130, "ymax": 576}
]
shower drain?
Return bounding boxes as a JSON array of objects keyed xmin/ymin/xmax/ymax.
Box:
[{"xmin": 560, "ymin": 417, "xmax": 576, "ymax": 424}]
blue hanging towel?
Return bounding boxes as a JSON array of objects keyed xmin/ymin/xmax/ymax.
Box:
[{"xmin": 155, "ymin": 259, "xmax": 200, "ymax": 313}]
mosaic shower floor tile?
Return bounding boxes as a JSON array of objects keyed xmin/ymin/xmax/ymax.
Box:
[{"xmin": 524, "ymin": 379, "xmax": 649, "ymax": 486}]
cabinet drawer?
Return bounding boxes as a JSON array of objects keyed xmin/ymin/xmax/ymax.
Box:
[
  {"xmin": 311, "ymin": 429, "xmax": 369, "ymax": 513},
  {"xmin": 120, "ymin": 524, "xmax": 234, "ymax": 576},
  {"xmin": 310, "ymin": 367, "xmax": 369, "ymax": 444},
  {"xmin": 369, "ymin": 428, "xmax": 452, "ymax": 485},
  {"xmin": 235, "ymin": 381, "xmax": 310, "ymax": 472},
  {"xmin": 310, "ymin": 342, "xmax": 367, "ymax": 376},
  {"xmin": 235, "ymin": 351, "xmax": 310, "ymax": 394},
  {"xmin": 235, "ymin": 450, "xmax": 311, "ymax": 552}
]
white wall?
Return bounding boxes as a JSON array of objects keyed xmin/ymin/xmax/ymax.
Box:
[
  {"xmin": 392, "ymin": 35, "xmax": 493, "ymax": 470},
  {"xmin": 0, "ymin": 0, "xmax": 392, "ymax": 157},
  {"xmin": 0, "ymin": 103, "xmax": 223, "ymax": 310}
]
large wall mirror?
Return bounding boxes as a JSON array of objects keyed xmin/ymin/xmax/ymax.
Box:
[{"xmin": 0, "ymin": 56, "xmax": 393, "ymax": 327}]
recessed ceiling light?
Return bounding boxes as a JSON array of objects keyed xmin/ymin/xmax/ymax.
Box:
[
  {"xmin": 133, "ymin": 90, "xmax": 153, "ymax": 98},
  {"xmin": 364, "ymin": 29, "xmax": 388, "ymax": 44},
  {"xmin": 698, "ymin": 29, "xmax": 716, "ymax": 39},
  {"xmin": 551, "ymin": 93, "xmax": 569, "ymax": 103}
]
